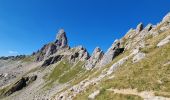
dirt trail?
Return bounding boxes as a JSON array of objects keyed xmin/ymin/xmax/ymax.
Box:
[{"xmin": 107, "ymin": 89, "xmax": 170, "ymax": 100}]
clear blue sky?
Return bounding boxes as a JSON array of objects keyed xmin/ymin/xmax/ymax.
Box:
[{"xmin": 0, "ymin": 0, "xmax": 170, "ymax": 56}]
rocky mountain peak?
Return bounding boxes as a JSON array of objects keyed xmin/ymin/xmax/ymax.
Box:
[
  {"xmin": 85, "ymin": 47, "xmax": 104, "ymax": 70},
  {"xmin": 136, "ymin": 22, "xmax": 143, "ymax": 33},
  {"xmin": 55, "ymin": 29, "xmax": 68, "ymax": 48},
  {"xmin": 162, "ymin": 12, "xmax": 170, "ymax": 23}
]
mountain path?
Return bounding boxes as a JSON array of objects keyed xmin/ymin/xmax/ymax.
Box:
[{"xmin": 107, "ymin": 88, "xmax": 170, "ymax": 100}]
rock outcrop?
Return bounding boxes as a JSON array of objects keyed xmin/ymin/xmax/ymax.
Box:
[
  {"xmin": 5, "ymin": 75, "xmax": 37, "ymax": 96},
  {"xmin": 85, "ymin": 47, "xmax": 104, "ymax": 70},
  {"xmin": 55, "ymin": 29, "xmax": 68, "ymax": 48},
  {"xmin": 136, "ymin": 23, "xmax": 144, "ymax": 33},
  {"xmin": 157, "ymin": 35, "xmax": 170, "ymax": 47},
  {"xmin": 100, "ymin": 40, "xmax": 124, "ymax": 66},
  {"xmin": 35, "ymin": 29, "xmax": 68, "ymax": 61},
  {"xmin": 69, "ymin": 46, "xmax": 90, "ymax": 62},
  {"xmin": 41, "ymin": 55, "xmax": 63, "ymax": 67}
]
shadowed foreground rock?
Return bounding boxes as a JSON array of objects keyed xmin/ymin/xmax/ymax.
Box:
[{"xmin": 5, "ymin": 75, "xmax": 37, "ymax": 96}]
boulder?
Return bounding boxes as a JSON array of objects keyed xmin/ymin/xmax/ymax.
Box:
[
  {"xmin": 85, "ymin": 47, "xmax": 104, "ymax": 70},
  {"xmin": 100, "ymin": 40, "xmax": 124, "ymax": 66},
  {"xmin": 88, "ymin": 90, "xmax": 100, "ymax": 100}
]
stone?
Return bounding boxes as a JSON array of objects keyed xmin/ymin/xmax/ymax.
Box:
[
  {"xmin": 100, "ymin": 40, "xmax": 124, "ymax": 66},
  {"xmin": 132, "ymin": 52, "xmax": 145, "ymax": 63},
  {"xmin": 88, "ymin": 90, "xmax": 100, "ymax": 100},
  {"xmin": 85, "ymin": 47, "xmax": 104, "ymax": 70},
  {"xmin": 157, "ymin": 35, "xmax": 170, "ymax": 47}
]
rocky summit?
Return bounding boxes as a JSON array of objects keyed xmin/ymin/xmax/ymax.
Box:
[{"xmin": 1, "ymin": 13, "xmax": 170, "ymax": 100}]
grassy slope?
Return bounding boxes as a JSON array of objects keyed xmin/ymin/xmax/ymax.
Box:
[
  {"xmin": 99, "ymin": 30, "xmax": 170, "ymax": 97},
  {"xmin": 73, "ymin": 28, "xmax": 170, "ymax": 99}
]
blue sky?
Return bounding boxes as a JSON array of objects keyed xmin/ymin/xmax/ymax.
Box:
[{"xmin": 0, "ymin": 0, "xmax": 170, "ymax": 56}]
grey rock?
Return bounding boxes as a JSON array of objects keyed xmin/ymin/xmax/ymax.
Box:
[
  {"xmin": 55, "ymin": 29, "xmax": 68, "ymax": 48},
  {"xmin": 88, "ymin": 90, "xmax": 100, "ymax": 100},
  {"xmin": 70, "ymin": 46, "xmax": 90, "ymax": 62},
  {"xmin": 157, "ymin": 35, "xmax": 170, "ymax": 47},
  {"xmin": 5, "ymin": 75, "xmax": 37, "ymax": 96},
  {"xmin": 162, "ymin": 12, "xmax": 170, "ymax": 23},
  {"xmin": 100, "ymin": 40, "xmax": 124, "ymax": 66},
  {"xmin": 41, "ymin": 55, "xmax": 63, "ymax": 67},
  {"xmin": 132, "ymin": 52, "xmax": 145, "ymax": 63},
  {"xmin": 36, "ymin": 43, "xmax": 57, "ymax": 62},
  {"xmin": 136, "ymin": 23, "xmax": 143, "ymax": 33},
  {"xmin": 85, "ymin": 47, "xmax": 104, "ymax": 70}
]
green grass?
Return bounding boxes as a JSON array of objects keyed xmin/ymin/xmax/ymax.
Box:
[
  {"xmin": 43, "ymin": 61, "xmax": 71, "ymax": 89},
  {"xmin": 100, "ymin": 43, "xmax": 170, "ymax": 92},
  {"xmin": 58, "ymin": 61, "xmax": 85, "ymax": 83},
  {"xmin": 21, "ymin": 56, "xmax": 35, "ymax": 63},
  {"xmin": 95, "ymin": 90, "xmax": 143, "ymax": 100}
]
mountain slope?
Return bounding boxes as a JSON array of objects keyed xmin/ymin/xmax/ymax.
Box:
[{"xmin": 0, "ymin": 13, "xmax": 170, "ymax": 100}]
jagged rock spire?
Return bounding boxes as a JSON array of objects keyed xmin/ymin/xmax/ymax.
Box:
[
  {"xmin": 136, "ymin": 23, "xmax": 143, "ymax": 33},
  {"xmin": 85, "ymin": 47, "xmax": 104, "ymax": 70},
  {"xmin": 55, "ymin": 29, "xmax": 68, "ymax": 48},
  {"xmin": 162, "ymin": 12, "xmax": 170, "ymax": 23}
]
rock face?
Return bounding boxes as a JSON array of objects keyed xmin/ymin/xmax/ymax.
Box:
[
  {"xmin": 35, "ymin": 29, "xmax": 68, "ymax": 62},
  {"xmin": 85, "ymin": 47, "xmax": 104, "ymax": 70},
  {"xmin": 55, "ymin": 29, "xmax": 68, "ymax": 48},
  {"xmin": 157, "ymin": 35, "xmax": 170, "ymax": 47},
  {"xmin": 162, "ymin": 13, "xmax": 170, "ymax": 23},
  {"xmin": 70, "ymin": 46, "xmax": 90, "ymax": 62},
  {"xmin": 136, "ymin": 23, "xmax": 144, "ymax": 33},
  {"xmin": 5, "ymin": 75, "xmax": 37, "ymax": 96},
  {"xmin": 100, "ymin": 40, "xmax": 124, "ymax": 67},
  {"xmin": 41, "ymin": 55, "xmax": 63, "ymax": 67}
]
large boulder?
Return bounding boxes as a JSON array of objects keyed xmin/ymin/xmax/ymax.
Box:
[
  {"xmin": 100, "ymin": 40, "xmax": 124, "ymax": 67},
  {"xmin": 85, "ymin": 47, "xmax": 104, "ymax": 70}
]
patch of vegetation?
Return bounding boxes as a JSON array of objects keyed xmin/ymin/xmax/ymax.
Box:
[
  {"xmin": 21, "ymin": 56, "xmax": 35, "ymax": 63},
  {"xmin": 155, "ymin": 92, "xmax": 170, "ymax": 98},
  {"xmin": 43, "ymin": 61, "xmax": 71, "ymax": 89},
  {"xmin": 96, "ymin": 90, "xmax": 143, "ymax": 100},
  {"xmin": 100, "ymin": 43, "xmax": 170, "ymax": 92},
  {"xmin": 58, "ymin": 61, "xmax": 85, "ymax": 83}
]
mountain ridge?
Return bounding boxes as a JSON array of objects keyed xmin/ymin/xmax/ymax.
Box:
[{"xmin": 0, "ymin": 12, "xmax": 170, "ymax": 100}]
